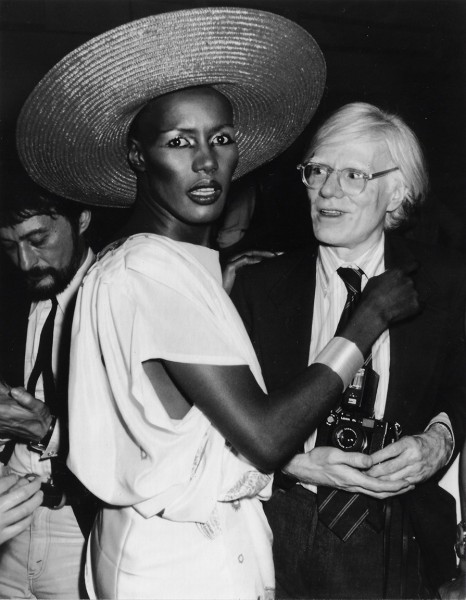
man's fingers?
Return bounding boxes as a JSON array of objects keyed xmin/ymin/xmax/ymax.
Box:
[
  {"xmin": 0, "ymin": 378, "xmax": 12, "ymax": 396},
  {"xmin": 9, "ymin": 387, "xmax": 35, "ymax": 407},
  {"xmin": 344, "ymin": 471, "xmax": 413, "ymax": 497},
  {"xmin": 330, "ymin": 450, "xmax": 373, "ymax": 470},
  {"xmin": 0, "ymin": 515, "xmax": 34, "ymax": 545},
  {"xmin": 369, "ymin": 441, "xmax": 403, "ymax": 465},
  {"xmin": 0, "ymin": 486, "xmax": 43, "ymax": 544},
  {"xmin": 0, "ymin": 474, "xmax": 19, "ymax": 494},
  {"xmin": 0, "ymin": 476, "xmax": 42, "ymax": 511},
  {"xmin": 354, "ymin": 483, "xmax": 415, "ymax": 499}
]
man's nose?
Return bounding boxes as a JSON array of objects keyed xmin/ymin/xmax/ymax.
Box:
[
  {"xmin": 319, "ymin": 170, "xmax": 344, "ymax": 198},
  {"xmin": 17, "ymin": 244, "xmax": 38, "ymax": 271},
  {"xmin": 193, "ymin": 144, "xmax": 218, "ymax": 174}
]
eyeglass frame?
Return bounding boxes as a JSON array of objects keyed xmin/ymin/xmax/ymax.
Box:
[{"xmin": 296, "ymin": 162, "xmax": 400, "ymax": 196}]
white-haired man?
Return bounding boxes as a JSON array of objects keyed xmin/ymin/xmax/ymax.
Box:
[{"xmin": 232, "ymin": 102, "xmax": 466, "ymax": 598}]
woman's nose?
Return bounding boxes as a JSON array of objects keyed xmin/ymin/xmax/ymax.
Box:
[{"xmin": 193, "ymin": 144, "xmax": 218, "ymax": 174}]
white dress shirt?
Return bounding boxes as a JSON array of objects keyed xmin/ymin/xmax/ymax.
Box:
[
  {"xmin": 7, "ymin": 247, "xmax": 95, "ymax": 482},
  {"xmin": 303, "ymin": 235, "xmax": 451, "ymax": 491}
]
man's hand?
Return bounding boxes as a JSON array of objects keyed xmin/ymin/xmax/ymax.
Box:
[
  {"xmin": 222, "ymin": 250, "xmax": 280, "ymax": 294},
  {"xmin": 0, "ymin": 385, "xmax": 52, "ymax": 442},
  {"xmin": 368, "ymin": 424, "xmax": 452, "ymax": 484},
  {"xmin": 284, "ymin": 446, "xmax": 414, "ymax": 499},
  {"xmin": 0, "ymin": 474, "xmax": 43, "ymax": 544}
]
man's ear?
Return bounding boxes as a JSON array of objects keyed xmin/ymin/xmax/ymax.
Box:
[
  {"xmin": 127, "ymin": 138, "xmax": 146, "ymax": 172},
  {"xmin": 78, "ymin": 209, "xmax": 92, "ymax": 235},
  {"xmin": 387, "ymin": 180, "xmax": 406, "ymax": 213}
]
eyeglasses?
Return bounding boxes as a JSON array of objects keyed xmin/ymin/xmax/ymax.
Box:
[{"xmin": 297, "ymin": 162, "xmax": 399, "ymax": 196}]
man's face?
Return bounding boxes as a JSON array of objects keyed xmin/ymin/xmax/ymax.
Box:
[
  {"xmin": 307, "ymin": 139, "xmax": 402, "ymax": 259},
  {"xmin": 0, "ymin": 214, "xmax": 86, "ymax": 300}
]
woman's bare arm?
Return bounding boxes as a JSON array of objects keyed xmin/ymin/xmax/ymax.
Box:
[{"xmin": 159, "ymin": 266, "xmax": 419, "ymax": 471}]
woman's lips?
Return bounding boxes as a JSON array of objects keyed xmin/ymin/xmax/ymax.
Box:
[{"xmin": 187, "ymin": 181, "xmax": 222, "ymax": 204}]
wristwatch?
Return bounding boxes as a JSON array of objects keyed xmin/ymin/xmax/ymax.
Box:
[
  {"xmin": 28, "ymin": 415, "xmax": 57, "ymax": 454},
  {"xmin": 456, "ymin": 520, "xmax": 466, "ymax": 560}
]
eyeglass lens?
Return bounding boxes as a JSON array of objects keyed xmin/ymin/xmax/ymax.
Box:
[{"xmin": 303, "ymin": 164, "xmax": 366, "ymax": 195}]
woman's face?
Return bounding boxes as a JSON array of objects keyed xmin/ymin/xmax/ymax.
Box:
[{"xmin": 128, "ymin": 87, "xmax": 239, "ymax": 236}]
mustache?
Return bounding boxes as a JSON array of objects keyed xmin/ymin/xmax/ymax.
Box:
[{"xmin": 24, "ymin": 267, "xmax": 57, "ymax": 279}]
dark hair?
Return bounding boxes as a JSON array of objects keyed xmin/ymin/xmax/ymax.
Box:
[{"xmin": 0, "ymin": 164, "xmax": 86, "ymax": 229}]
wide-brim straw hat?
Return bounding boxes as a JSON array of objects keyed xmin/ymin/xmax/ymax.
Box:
[{"xmin": 16, "ymin": 7, "xmax": 326, "ymax": 207}]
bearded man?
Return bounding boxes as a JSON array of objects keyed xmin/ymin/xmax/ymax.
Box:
[{"xmin": 0, "ymin": 167, "xmax": 96, "ymax": 599}]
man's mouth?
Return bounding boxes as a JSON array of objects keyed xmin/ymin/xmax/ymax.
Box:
[
  {"xmin": 26, "ymin": 269, "xmax": 53, "ymax": 282},
  {"xmin": 318, "ymin": 208, "xmax": 346, "ymax": 217},
  {"xmin": 187, "ymin": 181, "xmax": 222, "ymax": 205}
]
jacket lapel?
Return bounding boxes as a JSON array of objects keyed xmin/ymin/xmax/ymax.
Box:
[{"xmin": 266, "ymin": 248, "xmax": 317, "ymax": 387}]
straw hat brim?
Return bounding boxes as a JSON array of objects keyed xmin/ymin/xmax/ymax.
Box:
[{"xmin": 16, "ymin": 7, "xmax": 326, "ymax": 207}]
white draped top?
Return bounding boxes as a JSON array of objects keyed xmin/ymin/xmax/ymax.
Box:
[{"xmin": 67, "ymin": 234, "xmax": 272, "ymax": 524}]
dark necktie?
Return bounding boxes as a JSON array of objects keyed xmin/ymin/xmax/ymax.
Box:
[
  {"xmin": 334, "ymin": 267, "xmax": 364, "ymax": 336},
  {"xmin": 27, "ymin": 297, "xmax": 58, "ymax": 414},
  {"xmin": 316, "ymin": 267, "xmax": 381, "ymax": 541}
]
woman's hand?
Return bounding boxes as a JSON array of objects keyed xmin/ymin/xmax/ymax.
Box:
[{"xmin": 222, "ymin": 250, "xmax": 280, "ymax": 294}]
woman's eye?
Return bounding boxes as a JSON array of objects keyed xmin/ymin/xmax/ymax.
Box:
[
  {"xmin": 167, "ymin": 137, "xmax": 190, "ymax": 148},
  {"xmin": 212, "ymin": 133, "xmax": 234, "ymax": 146}
]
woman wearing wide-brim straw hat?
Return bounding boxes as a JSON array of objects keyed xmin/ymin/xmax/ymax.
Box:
[{"xmin": 16, "ymin": 6, "xmax": 418, "ymax": 599}]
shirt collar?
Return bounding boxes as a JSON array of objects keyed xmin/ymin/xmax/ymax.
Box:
[
  {"xmin": 29, "ymin": 247, "xmax": 95, "ymax": 316},
  {"xmin": 317, "ymin": 234, "xmax": 385, "ymax": 294}
]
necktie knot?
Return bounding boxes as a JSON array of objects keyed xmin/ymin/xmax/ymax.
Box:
[{"xmin": 337, "ymin": 266, "xmax": 364, "ymax": 298}]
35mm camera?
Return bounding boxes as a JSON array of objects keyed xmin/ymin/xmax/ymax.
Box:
[{"xmin": 322, "ymin": 367, "xmax": 401, "ymax": 454}]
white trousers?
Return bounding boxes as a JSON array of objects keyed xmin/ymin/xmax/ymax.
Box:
[{"xmin": 0, "ymin": 506, "xmax": 86, "ymax": 599}]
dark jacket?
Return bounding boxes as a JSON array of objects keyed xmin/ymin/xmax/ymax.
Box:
[{"xmin": 231, "ymin": 233, "xmax": 466, "ymax": 588}]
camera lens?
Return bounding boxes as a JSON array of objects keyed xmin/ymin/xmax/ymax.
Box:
[{"xmin": 332, "ymin": 425, "xmax": 366, "ymax": 452}]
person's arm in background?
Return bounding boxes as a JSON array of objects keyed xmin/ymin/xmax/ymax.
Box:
[
  {"xmin": 439, "ymin": 441, "xmax": 466, "ymax": 599},
  {"xmin": 0, "ymin": 473, "xmax": 43, "ymax": 545}
]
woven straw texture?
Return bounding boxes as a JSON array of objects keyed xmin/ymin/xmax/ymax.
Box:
[{"xmin": 16, "ymin": 7, "xmax": 326, "ymax": 207}]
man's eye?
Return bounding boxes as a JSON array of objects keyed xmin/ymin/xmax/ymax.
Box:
[
  {"xmin": 167, "ymin": 137, "xmax": 190, "ymax": 148},
  {"xmin": 345, "ymin": 170, "xmax": 366, "ymax": 180},
  {"xmin": 310, "ymin": 165, "xmax": 327, "ymax": 176},
  {"xmin": 28, "ymin": 236, "xmax": 47, "ymax": 248},
  {"xmin": 212, "ymin": 133, "xmax": 235, "ymax": 146}
]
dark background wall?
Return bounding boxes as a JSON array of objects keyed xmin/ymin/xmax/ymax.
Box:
[{"xmin": 1, "ymin": 0, "xmax": 465, "ymax": 252}]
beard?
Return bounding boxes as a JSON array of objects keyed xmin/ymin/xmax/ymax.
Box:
[{"xmin": 25, "ymin": 232, "xmax": 84, "ymax": 301}]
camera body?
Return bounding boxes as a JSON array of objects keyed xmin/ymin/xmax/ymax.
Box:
[{"xmin": 322, "ymin": 366, "xmax": 401, "ymax": 454}]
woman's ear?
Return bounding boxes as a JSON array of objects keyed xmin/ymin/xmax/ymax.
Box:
[
  {"xmin": 127, "ymin": 138, "xmax": 146, "ymax": 172},
  {"xmin": 78, "ymin": 209, "xmax": 92, "ymax": 235}
]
